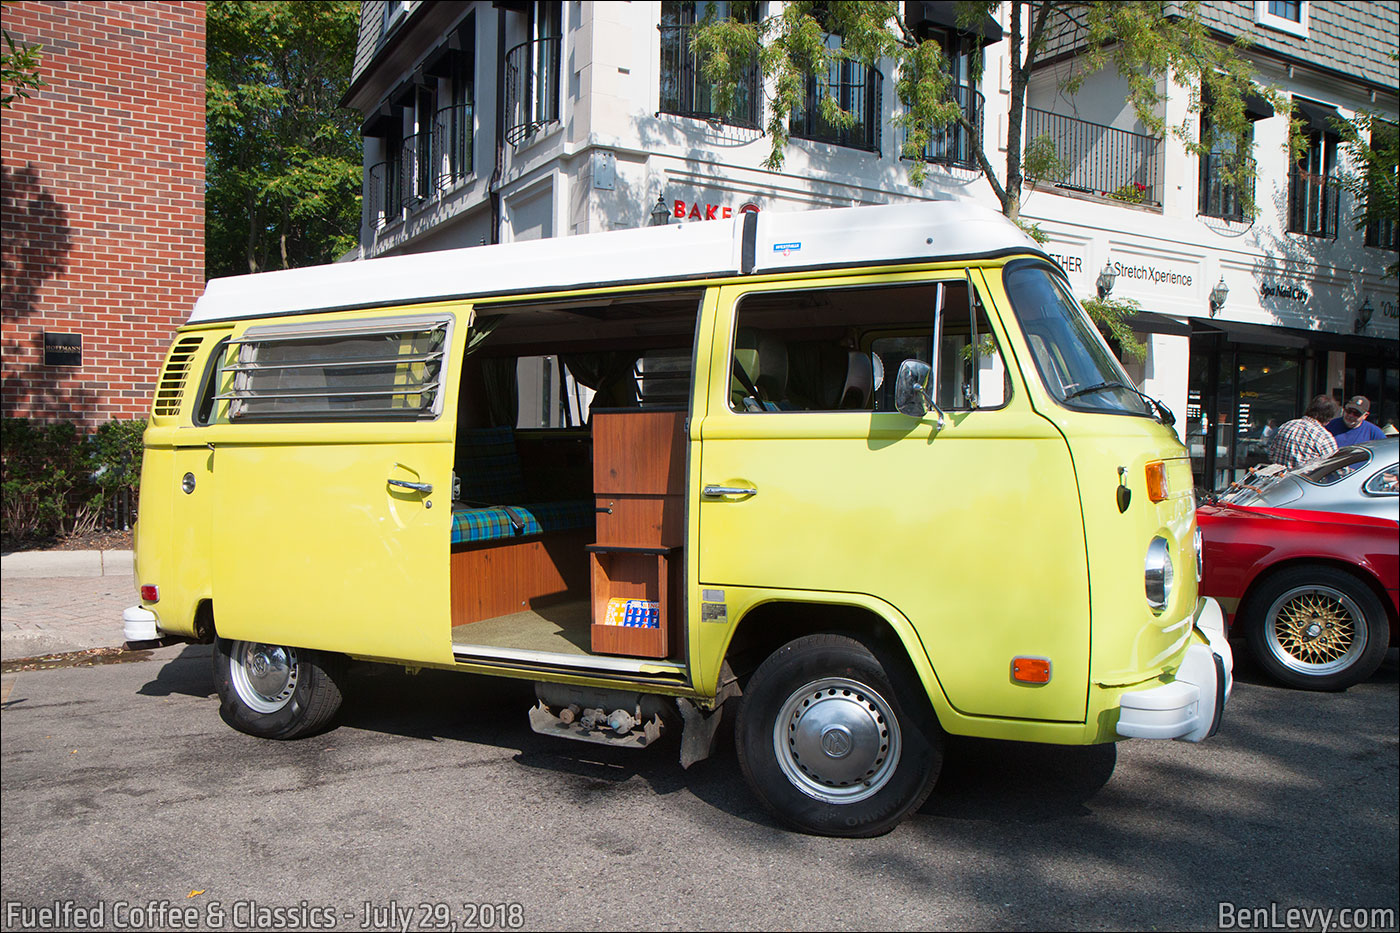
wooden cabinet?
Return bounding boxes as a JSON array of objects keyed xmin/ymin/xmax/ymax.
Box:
[{"xmin": 589, "ymin": 410, "xmax": 685, "ymax": 658}]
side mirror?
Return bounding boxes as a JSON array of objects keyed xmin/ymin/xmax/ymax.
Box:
[{"xmin": 894, "ymin": 359, "xmax": 945, "ymax": 428}]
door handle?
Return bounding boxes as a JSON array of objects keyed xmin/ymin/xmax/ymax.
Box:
[
  {"xmin": 388, "ymin": 479, "xmax": 433, "ymax": 494},
  {"xmin": 702, "ymin": 484, "xmax": 757, "ymax": 498}
]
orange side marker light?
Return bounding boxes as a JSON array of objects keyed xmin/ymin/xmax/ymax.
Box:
[{"xmin": 1012, "ymin": 656, "xmax": 1052, "ymax": 684}]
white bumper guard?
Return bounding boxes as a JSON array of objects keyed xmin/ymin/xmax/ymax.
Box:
[
  {"xmin": 1117, "ymin": 598, "xmax": 1232, "ymax": 743},
  {"xmin": 122, "ymin": 605, "xmax": 162, "ymax": 643}
]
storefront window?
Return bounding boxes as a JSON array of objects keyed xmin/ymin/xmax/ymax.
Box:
[
  {"xmin": 1234, "ymin": 349, "xmax": 1303, "ymax": 476},
  {"xmin": 1345, "ymin": 360, "xmax": 1400, "ymax": 436},
  {"xmin": 1188, "ymin": 335, "xmax": 1303, "ymax": 490}
]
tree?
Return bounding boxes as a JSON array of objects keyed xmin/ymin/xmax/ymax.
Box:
[
  {"xmin": 206, "ymin": 0, "xmax": 362, "ymax": 278},
  {"xmin": 1, "ymin": 27, "xmax": 46, "ymax": 109},
  {"xmin": 690, "ymin": 1, "xmax": 1275, "ymax": 358},
  {"xmin": 1334, "ymin": 111, "xmax": 1398, "ymax": 278},
  {"xmin": 693, "ymin": 1, "xmax": 1271, "ymax": 221}
]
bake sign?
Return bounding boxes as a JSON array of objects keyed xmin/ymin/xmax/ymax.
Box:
[{"xmin": 673, "ymin": 199, "xmax": 760, "ymax": 221}]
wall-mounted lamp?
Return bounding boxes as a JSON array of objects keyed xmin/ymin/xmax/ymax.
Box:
[
  {"xmin": 1354, "ymin": 296, "xmax": 1374, "ymax": 334},
  {"xmin": 1096, "ymin": 261, "xmax": 1117, "ymax": 299},
  {"xmin": 1209, "ymin": 276, "xmax": 1229, "ymax": 316},
  {"xmin": 649, "ymin": 194, "xmax": 671, "ymax": 227}
]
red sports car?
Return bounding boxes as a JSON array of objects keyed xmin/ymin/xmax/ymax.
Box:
[{"xmin": 1197, "ymin": 442, "xmax": 1399, "ymax": 691}]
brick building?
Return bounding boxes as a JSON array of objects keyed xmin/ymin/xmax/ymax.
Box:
[{"xmin": 1, "ymin": 0, "xmax": 205, "ymax": 427}]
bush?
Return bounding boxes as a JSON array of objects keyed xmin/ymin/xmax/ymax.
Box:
[{"xmin": 1, "ymin": 417, "xmax": 145, "ymax": 545}]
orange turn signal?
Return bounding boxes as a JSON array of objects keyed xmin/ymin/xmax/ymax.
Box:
[
  {"xmin": 1012, "ymin": 656, "xmax": 1052, "ymax": 684},
  {"xmin": 1145, "ymin": 460, "xmax": 1168, "ymax": 502}
]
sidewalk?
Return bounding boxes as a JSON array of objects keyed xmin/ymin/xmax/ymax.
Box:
[{"xmin": 1, "ymin": 550, "xmax": 134, "ymax": 661}]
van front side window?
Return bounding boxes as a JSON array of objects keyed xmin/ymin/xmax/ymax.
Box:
[
  {"xmin": 1002, "ymin": 261, "xmax": 1152, "ymax": 417},
  {"xmin": 218, "ymin": 315, "xmax": 451, "ymax": 422}
]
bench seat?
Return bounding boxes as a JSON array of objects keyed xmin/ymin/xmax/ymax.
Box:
[{"xmin": 451, "ymin": 499, "xmax": 594, "ymax": 546}]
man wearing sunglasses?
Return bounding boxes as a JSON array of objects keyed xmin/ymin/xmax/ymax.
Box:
[{"xmin": 1326, "ymin": 395, "xmax": 1386, "ymax": 446}]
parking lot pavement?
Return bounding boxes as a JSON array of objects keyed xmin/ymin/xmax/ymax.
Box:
[
  {"xmin": 0, "ymin": 645, "xmax": 1395, "ymax": 931},
  {"xmin": 0, "ymin": 550, "xmax": 133, "ymax": 661}
]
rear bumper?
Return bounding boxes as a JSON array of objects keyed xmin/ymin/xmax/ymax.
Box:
[
  {"xmin": 122, "ymin": 605, "xmax": 162, "ymax": 643},
  {"xmin": 1117, "ymin": 598, "xmax": 1232, "ymax": 742}
]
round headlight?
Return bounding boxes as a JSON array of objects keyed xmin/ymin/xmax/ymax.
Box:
[{"xmin": 1145, "ymin": 535, "xmax": 1174, "ymax": 612}]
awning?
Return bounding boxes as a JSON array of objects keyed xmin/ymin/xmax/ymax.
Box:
[
  {"xmin": 1292, "ymin": 97, "xmax": 1341, "ymax": 134},
  {"xmin": 359, "ymin": 102, "xmax": 399, "ymax": 137},
  {"xmin": 422, "ymin": 38, "xmax": 459, "ymax": 79},
  {"xmin": 1193, "ymin": 318, "xmax": 1384, "ymax": 353},
  {"xmin": 1244, "ymin": 90, "xmax": 1274, "ymax": 122},
  {"xmin": 1125, "ymin": 311, "xmax": 1191, "ymax": 337},
  {"xmin": 905, "ymin": 1, "xmax": 1004, "ymax": 47}
]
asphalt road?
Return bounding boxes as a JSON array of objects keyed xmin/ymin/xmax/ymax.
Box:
[{"xmin": 2, "ymin": 645, "xmax": 1396, "ymax": 932}]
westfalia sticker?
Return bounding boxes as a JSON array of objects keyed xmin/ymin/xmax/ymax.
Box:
[{"xmin": 773, "ymin": 242, "xmax": 801, "ymax": 254}]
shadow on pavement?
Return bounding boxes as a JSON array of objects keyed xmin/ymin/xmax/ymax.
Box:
[{"xmin": 137, "ymin": 643, "xmax": 214, "ymax": 698}]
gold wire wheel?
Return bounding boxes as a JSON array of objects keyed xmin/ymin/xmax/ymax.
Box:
[{"xmin": 1265, "ymin": 584, "xmax": 1366, "ymax": 676}]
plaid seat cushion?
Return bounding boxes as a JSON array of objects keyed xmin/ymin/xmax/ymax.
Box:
[
  {"xmin": 457, "ymin": 426, "xmax": 529, "ymax": 503},
  {"xmin": 451, "ymin": 499, "xmax": 594, "ymax": 545}
]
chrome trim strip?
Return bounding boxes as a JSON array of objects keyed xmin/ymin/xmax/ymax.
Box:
[{"xmin": 452, "ymin": 643, "xmax": 688, "ymax": 677}]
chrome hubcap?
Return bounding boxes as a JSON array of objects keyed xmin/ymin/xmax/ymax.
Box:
[
  {"xmin": 774, "ymin": 677, "xmax": 901, "ymax": 804},
  {"xmin": 1266, "ymin": 585, "xmax": 1365, "ymax": 676},
  {"xmin": 230, "ymin": 641, "xmax": 298, "ymax": 714}
]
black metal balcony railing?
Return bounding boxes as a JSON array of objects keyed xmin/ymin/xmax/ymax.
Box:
[
  {"xmin": 504, "ymin": 36, "xmax": 561, "ymax": 147},
  {"xmin": 1025, "ymin": 107, "xmax": 1162, "ymax": 207},
  {"xmin": 399, "ymin": 128, "xmax": 431, "ymax": 206},
  {"xmin": 367, "ymin": 159, "xmax": 400, "ymax": 226},
  {"xmin": 432, "ymin": 103, "xmax": 473, "ymax": 191},
  {"xmin": 658, "ymin": 22, "xmax": 761, "ymax": 128},
  {"xmin": 365, "ymin": 103, "xmax": 473, "ymax": 229},
  {"xmin": 1366, "ymin": 213, "xmax": 1398, "ymax": 251},
  {"xmin": 1199, "ymin": 152, "xmax": 1254, "ymax": 222},
  {"xmin": 1289, "ymin": 168, "xmax": 1339, "ymax": 238},
  {"xmin": 922, "ymin": 85, "xmax": 983, "ymax": 171},
  {"xmin": 790, "ymin": 65, "xmax": 882, "ymax": 152}
]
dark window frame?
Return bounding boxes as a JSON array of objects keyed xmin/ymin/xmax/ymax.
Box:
[
  {"xmin": 1198, "ymin": 114, "xmax": 1255, "ymax": 222},
  {"xmin": 658, "ymin": 1, "xmax": 761, "ymax": 129},
  {"xmin": 789, "ymin": 32, "xmax": 882, "ymax": 153},
  {"xmin": 1289, "ymin": 123, "xmax": 1339, "ymax": 238}
]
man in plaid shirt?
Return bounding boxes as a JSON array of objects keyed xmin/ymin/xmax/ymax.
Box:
[{"xmin": 1268, "ymin": 395, "xmax": 1340, "ymax": 469}]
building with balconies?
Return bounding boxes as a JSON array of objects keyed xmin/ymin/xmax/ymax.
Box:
[{"xmin": 343, "ymin": 1, "xmax": 1398, "ymax": 487}]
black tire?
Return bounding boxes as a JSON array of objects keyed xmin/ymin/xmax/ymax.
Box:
[
  {"xmin": 734, "ymin": 633, "xmax": 942, "ymax": 837},
  {"xmin": 1243, "ymin": 566, "xmax": 1390, "ymax": 691},
  {"xmin": 212, "ymin": 637, "xmax": 344, "ymax": 739}
]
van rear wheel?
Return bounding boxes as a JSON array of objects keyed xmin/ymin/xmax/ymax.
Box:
[
  {"xmin": 213, "ymin": 638, "xmax": 344, "ymax": 739},
  {"xmin": 735, "ymin": 634, "xmax": 942, "ymax": 837}
]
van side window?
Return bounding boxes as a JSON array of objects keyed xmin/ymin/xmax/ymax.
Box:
[
  {"xmin": 933, "ymin": 287, "xmax": 1010, "ymax": 410},
  {"xmin": 730, "ymin": 281, "xmax": 1009, "ymax": 413},
  {"xmin": 219, "ymin": 315, "xmax": 451, "ymax": 422},
  {"xmin": 193, "ymin": 337, "xmax": 230, "ymax": 425}
]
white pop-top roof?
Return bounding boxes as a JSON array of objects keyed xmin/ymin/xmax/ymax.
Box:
[{"xmin": 188, "ymin": 200, "xmax": 1043, "ymax": 324}]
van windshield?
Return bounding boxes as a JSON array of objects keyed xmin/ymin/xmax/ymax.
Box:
[{"xmin": 1002, "ymin": 261, "xmax": 1152, "ymax": 417}]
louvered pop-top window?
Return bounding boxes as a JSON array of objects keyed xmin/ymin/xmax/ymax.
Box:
[
  {"xmin": 217, "ymin": 315, "xmax": 452, "ymax": 422},
  {"xmin": 153, "ymin": 335, "xmax": 205, "ymax": 417}
]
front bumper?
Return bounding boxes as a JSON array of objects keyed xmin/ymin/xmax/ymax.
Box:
[
  {"xmin": 1117, "ymin": 598, "xmax": 1232, "ymax": 742},
  {"xmin": 122, "ymin": 605, "xmax": 162, "ymax": 643}
]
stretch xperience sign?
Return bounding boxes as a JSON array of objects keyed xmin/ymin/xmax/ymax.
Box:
[{"xmin": 1109, "ymin": 259, "xmax": 1194, "ymax": 289}]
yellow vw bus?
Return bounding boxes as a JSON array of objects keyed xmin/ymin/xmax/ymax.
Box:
[{"xmin": 124, "ymin": 202, "xmax": 1230, "ymax": 836}]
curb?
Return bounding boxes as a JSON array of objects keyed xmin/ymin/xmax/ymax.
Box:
[{"xmin": 0, "ymin": 549, "xmax": 133, "ymax": 579}]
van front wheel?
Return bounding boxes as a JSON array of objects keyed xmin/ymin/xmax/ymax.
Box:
[
  {"xmin": 213, "ymin": 638, "xmax": 344, "ymax": 739},
  {"xmin": 735, "ymin": 634, "xmax": 942, "ymax": 837}
]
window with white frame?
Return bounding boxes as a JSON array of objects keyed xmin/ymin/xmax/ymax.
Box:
[{"xmin": 1255, "ymin": 1, "xmax": 1308, "ymax": 37}]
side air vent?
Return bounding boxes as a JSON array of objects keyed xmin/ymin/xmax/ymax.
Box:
[{"xmin": 152, "ymin": 336, "xmax": 204, "ymax": 417}]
